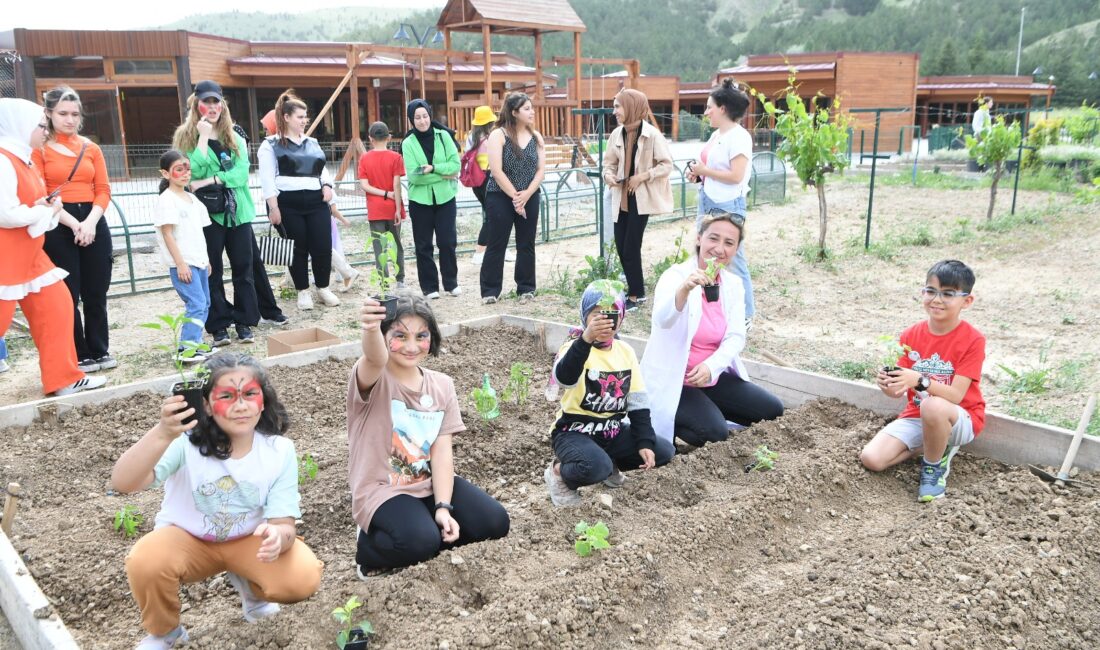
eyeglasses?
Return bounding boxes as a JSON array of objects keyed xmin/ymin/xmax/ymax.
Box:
[
  {"xmin": 703, "ymin": 208, "xmax": 745, "ymax": 227},
  {"xmin": 920, "ymin": 287, "xmax": 970, "ymax": 300}
]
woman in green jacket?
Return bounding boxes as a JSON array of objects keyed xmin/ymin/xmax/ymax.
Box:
[{"xmin": 401, "ymin": 99, "xmax": 461, "ymax": 299}]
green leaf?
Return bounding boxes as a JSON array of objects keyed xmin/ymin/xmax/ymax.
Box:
[
  {"xmin": 575, "ymin": 540, "xmax": 592, "ymax": 557},
  {"xmin": 336, "ymin": 629, "xmax": 348, "ymax": 649},
  {"xmin": 591, "ymin": 537, "xmax": 611, "ymax": 550},
  {"xmin": 139, "ymin": 322, "xmax": 164, "ymax": 330},
  {"xmin": 590, "ymin": 522, "xmax": 610, "ymax": 539},
  {"xmin": 574, "ymin": 521, "xmax": 589, "ymax": 535},
  {"xmin": 332, "ymin": 610, "xmax": 349, "ymax": 624},
  {"xmin": 357, "ymin": 620, "xmax": 374, "ymax": 634}
]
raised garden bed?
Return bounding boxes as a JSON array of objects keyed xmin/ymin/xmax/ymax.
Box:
[{"xmin": 1, "ymin": 321, "xmax": 1099, "ymax": 648}]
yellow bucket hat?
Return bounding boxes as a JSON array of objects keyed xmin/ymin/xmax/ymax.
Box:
[{"xmin": 472, "ymin": 105, "xmax": 497, "ymax": 126}]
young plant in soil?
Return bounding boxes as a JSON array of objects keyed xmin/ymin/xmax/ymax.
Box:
[
  {"xmin": 140, "ymin": 312, "xmax": 212, "ymax": 426},
  {"xmin": 574, "ymin": 520, "xmax": 611, "ymax": 557},
  {"xmin": 332, "ymin": 595, "xmax": 374, "ymax": 650},
  {"xmin": 366, "ymin": 231, "xmax": 401, "ymax": 320},
  {"xmin": 876, "ymin": 334, "xmax": 913, "ymax": 372},
  {"xmin": 744, "ymin": 445, "xmax": 779, "ymax": 473},
  {"xmin": 702, "ymin": 257, "xmax": 721, "ymax": 302},
  {"xmin": 501, "ymin": 362, "xmax": 533, "ymax": 405},
  {"xmin": 470, "ymin": 373, "xmax": 500, "ymax": 420},
  {"xmin": 591, "ymin": 278, "xmax": 625, "ymax": 328},
  {"xmin": 298, "ymin": 453, "xmax": 319, "ymax": 485},
  {"xmin": 113, "ymin": 504, "xmax": 143, "ymax": 538}
]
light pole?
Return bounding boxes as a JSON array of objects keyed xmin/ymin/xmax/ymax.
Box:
[
  {"xmin": 1015, "ymin": 6, "xmax": 1026, "ymax": 76},
  {"xmin": 393, "ymin": 24, "xmax": 444, "ymax": 102}
]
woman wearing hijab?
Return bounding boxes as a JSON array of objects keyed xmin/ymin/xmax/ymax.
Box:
[
  {"xmin": 400, "ymin": 99, "xmax": 461, "ymax": 299},
  {"xmin": 601, "ymin": 89, "xmax": 673, "ymax": 312},
  {"xmin": 0, "ymin": 98, "xmax": 106, "ymax": 396}
]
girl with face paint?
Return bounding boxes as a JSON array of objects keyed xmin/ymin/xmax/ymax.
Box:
[
  {"xmin": 347, "ymin": 293, "xmax": 509, "ymax": 576},
  {"xmin": 111, "ymin": 352, "xmax": 322, "ymax": 648}
]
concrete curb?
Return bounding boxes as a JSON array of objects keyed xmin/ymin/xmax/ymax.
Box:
[{"xmin": 0, "ymin": 529, "xmax": 78, "ymax": 649}]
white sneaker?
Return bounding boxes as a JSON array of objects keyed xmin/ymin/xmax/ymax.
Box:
[
  {"xmin": 505, "ymin": 249, "xmax": 517, "ymax": 262},
  {"xmin": 482, "ymin": 296, "xmax": 498, "ymax": 305},
  {"xmin": 226, "ymin": 572, "xmax": 281, "ymax": 623},
  {"xmin": 54, "ymin": 375, "xmax": 107, "ymax": 396},
  {"xmin": 338, "ymin": 269, "xmax": 361, "ymax": 293},
  {"xmin": 316, "ymin": 287, "xmax": 341, "ymax": 307},
  {"xmin": 297, "ymin": 290, "xmax": 314, "ymax": 311},
  {"xmin": 472, "ymin": 251, "xmax": 485, "ymax": 265},
  {"xmin": 0, "ymin": 359, "xmax": 9, "ymax": 373},
  {"xmin": 544, "ymin": 461, "xmax": 581, "ymax": 507},
  {"xmin": 136, "ymin": 625, "xmax": 189, "ymax": 649},
  {"xmin": 425, "ymin": 291, "xmax": 441, "ymax": 300},
  {"xmin": 446, "ymin": 286, "xmax": 462, "ymax": 297}
]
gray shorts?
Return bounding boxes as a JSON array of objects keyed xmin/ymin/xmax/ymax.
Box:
[{"xmin": 881, "ymin": 404, "xmax": 975, "ymax": 450}]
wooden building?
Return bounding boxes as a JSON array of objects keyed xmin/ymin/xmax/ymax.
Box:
[{"xmin": 915, "ymin": 75, "xmax": 1055, "ymax": 134}]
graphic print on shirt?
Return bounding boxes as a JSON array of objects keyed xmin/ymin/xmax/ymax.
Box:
[
  {"xmin": 910, "ymin": 351, "xmax": 954, "ymax": 407},
  {"xmin": 193, "ymin": 475, "xmax": 263, "ymax": 541},
  {"xmin": 565, "ymin": 369, "xmax": 633, "ymax": 439},
  {"xmin": 388, "ymin": 399, "xmax": 445, "ymax": 486}
]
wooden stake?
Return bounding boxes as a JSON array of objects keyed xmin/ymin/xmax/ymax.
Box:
[{"xmin": 2, "ymin": 482, "xmax": 21, "ymax": 537}]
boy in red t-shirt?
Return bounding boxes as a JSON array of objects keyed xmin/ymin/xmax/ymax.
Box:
[
  {"xmin": 859, "ymin": 259, "xmax": 986, "ymax": 503},
  {"xmin": 357, "ymin": 122, "xmax": 406, "ymax": 285}
]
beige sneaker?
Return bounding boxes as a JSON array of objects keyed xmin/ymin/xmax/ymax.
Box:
[
  {"xmin": 297, "ymin": 290, "xmax": 314, "ymax": 311},
  {"xmin": 316, "ymin": 287, "xmax": 341, "ymax": 307}
]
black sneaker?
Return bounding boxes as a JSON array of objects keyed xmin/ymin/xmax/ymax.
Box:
[
  {"xmin": 259, "ymin": 314, "xmax": 290, "ymax": 327},
  {"xmin": 77, "ymin": 358, "xmax": 101, "ymax": 373},
  {"xmin": 624, "ymin": 299, "xmax": 640, "ymax": 312},
  {"xmin": 95, "ymin": 354, "xmax": 118, "ymax": 370},
  {"xmin": 212, "ymin": 330, "xmax": 231, "ymax": 347},
  {"xmin": 236, "ymin": 326, "xmax": 255, "ymax": 343}
]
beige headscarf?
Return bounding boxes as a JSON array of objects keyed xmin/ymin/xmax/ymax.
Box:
[{"xmin": 616, "ymin": 89, "xmax": 651, "ymax": 185}]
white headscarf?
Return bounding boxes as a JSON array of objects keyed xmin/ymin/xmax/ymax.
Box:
[{"xmin": 0, "ymin": 98, "xmax": 46, "ymax": 163}]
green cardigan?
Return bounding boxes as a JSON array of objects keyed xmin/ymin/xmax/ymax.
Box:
[
  {"xmin": 401, "ymin": 128, "xmax": 460, "ymax": 206},
  {"xmin": 188, "ymin": 132, "xmax": 255, "ymax": 227}
]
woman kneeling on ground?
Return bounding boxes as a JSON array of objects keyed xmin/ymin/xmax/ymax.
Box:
[
  {"xmin": 349, "ymin": 293, "xmax": 509, "ymax": 577},
  {"xmin": 641, "ymin": 209, "xmax": 784, "ymax": 448}
]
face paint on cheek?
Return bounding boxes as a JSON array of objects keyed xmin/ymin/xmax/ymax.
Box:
[
  {"xmin": 417, "ymin": 338, "xmax": 430, "ymax": 352},
  {"xmin": 210, "ymin": 380, "xmax": 264, "ymax": 417},
  {"xmin": 198, "ymin": 103, "xmax": 210, "ymax": 118},
  {"xmin": 240, "ymin": 380, "xmax": 264, "ymax": 409},
  {"xmin": 388, "ymin": 337, "xmax": 404, "ymax": 352}
]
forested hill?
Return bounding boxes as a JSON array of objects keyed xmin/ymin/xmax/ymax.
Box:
[{"xmin": 163, "ymin": 0, "xmax": 1100, "ymax": 105}]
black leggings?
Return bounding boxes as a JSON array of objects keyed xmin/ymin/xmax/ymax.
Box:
[
  {"xmin": 674, "ymin": 372, "xmax": 785, "ymax": 446},
  {"xmin": 614, "ymin": 193, "xmax": 649, "ymax": 299},
  {"xmin": 278, "ymin": 189, "xmax": 332, "ymax": 290},
  {"xmin": 356, "ymin": 476, "xmax": 509, "ymax": 571},
  {"xmin": 473, "ymin": 180, "xmax": 489, "ymax": 246},
  {"xmin": 552, "ymin": 425, "xmax": 675, "ymax": 490}
]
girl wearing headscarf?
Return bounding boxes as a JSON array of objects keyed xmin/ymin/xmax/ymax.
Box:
[
  {"xmin": 542, "ymin": 280, "xmax": 675, "ymax": 507},
  {"xmin": 601, "ymin": 89, "xmax": 673, "ymax": 311},
  {"xmin": 400, "ymin": 99, "xmax": 461, "ymax": 299},
  {"xmin": 0, "ymin": 98, "xmax": 106, "ymax": 395}
]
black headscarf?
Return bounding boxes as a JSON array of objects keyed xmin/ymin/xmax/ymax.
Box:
[{"xmin": 405, "ymin": 99, "xmax": 459, "ymax": 164}]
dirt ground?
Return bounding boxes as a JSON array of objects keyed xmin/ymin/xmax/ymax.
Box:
[{"xmin": 0, "ymin": 325, "xmax": 1097, "ymax": 649}]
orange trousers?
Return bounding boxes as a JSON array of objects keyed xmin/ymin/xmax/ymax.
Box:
[
  {"xmin": 125, "ymin": 525, "xmax": 323, "ymax": 635},
  {"xmin": 0, "ymin": 281, "xmax": 82, "ymax": 394}
]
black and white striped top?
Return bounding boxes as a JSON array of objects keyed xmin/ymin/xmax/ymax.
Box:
[{"xmin": 487, "ymin": 135, "xmax": 540, "ymax": 194}]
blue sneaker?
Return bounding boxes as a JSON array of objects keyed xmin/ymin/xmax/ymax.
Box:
[{"xmin": 918, "ymin": 458, "xmax": 948, "ymax": 502}]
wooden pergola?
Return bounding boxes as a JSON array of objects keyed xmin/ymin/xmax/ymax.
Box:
[{"xmin": 436, "ymin": 0, "xmax": 587, "ymax": 136}]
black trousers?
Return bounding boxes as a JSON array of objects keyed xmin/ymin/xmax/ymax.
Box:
[
  {"xmin": 278, "ymin": 189, "xmax": 332, "ymax": 290},
  {"xmin": 408, "ymin": 199, "xmax": 458, "ymax": 294},
  {"xmin": 356, "ymin": 476, "xmax": 509, "ymax": 571},
  {"xmin": 674, "ymin": 372, "xmax": 785, "ymax": 447},
  {"xmin": 480, "ymin": 189, "xmax": 539, "ymax": 299},
  {"xmin": 42, "ymin": 202, "xmax": 113, "ymax": 360},
  {"xmin": 614, "ymin": 194, "xmax": 650, "ymax": 299},
  {"xmin": 204, "ymin": 220, "xmax": 259, "ymax": 333},
  {"xmin": 472, "ymin": 180, "xmax": 489, "ymax": 246},
  {"xmin": 251, "ymin": 234, "xmax": 284, "ymax": 322},
  {"xmin": 552, "ymin": 425, "xmax": 676, "ymax": 490}
]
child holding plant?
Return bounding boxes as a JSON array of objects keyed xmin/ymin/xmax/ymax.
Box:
[
  {"xmin": 859, "ymin": 260, "xmax": 986, "ymax": 503},
  {"xmin": 154, "ymin": 149, "xmax": 212, "ymax": 363},
  {"xmin": 543, "ymin": 280, "xmax": 675, "ymax": 506},
  {"xmin": 112, "ymin": 352, "xmax": 323, "ymax": 649},
  {"xmin": 349, "ymin": 293, "xmax": 509, "ymax": 576}
]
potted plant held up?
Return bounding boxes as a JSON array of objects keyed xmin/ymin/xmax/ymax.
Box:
[
  {"xmin": 877, "ymin": 334, "xmax": 913, "ymax": 373},
  {"xmin": 590, "ymin": 278, "xmax": 625, "ymax": 328},
  {"xmin": 366, "ymin": 230, "xmax": 401, "ymax": 320},
  {"xmin": 702, "ymin": 257, "xmax": 721, "ymax": 303},
  {"xmin": 332, "ymin": 595, "xmax": 374, "ymax": 649},
  {"xmin": 140, "ymin": 313, "xmax": 212, "ymax": 426}
]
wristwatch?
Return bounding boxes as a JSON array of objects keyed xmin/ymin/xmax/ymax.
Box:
[
  {"xmin": 435, "ymin": 502, "xmax": 454, "ymax": 512},
  {"xmin": 915, "ymin": 376, "xmax": 931, "ymax": 392}
]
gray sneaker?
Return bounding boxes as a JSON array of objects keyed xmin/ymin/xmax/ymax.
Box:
[
  {"xmin": 544, "ymin": 461, "xmax": 581, "ymax": 506},
  {"xmin": 603, "ymin": 468, "xmax": 626, "ymax": 488}
]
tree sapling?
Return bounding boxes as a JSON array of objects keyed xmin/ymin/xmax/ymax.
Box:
[
  {"xmin": 332, "ymin": 595, "xmax": 374, "ymax": 650},
  {"xmin": 744, "ymin": 445, "xmax": 779, "ymax": 473},
  {"xmin": 702, "ymin": 257, "xmax": 721, "ymax": 302},
  {"xmin": 501, "ymin": 362, "xmax": 533, "ymax": 405},
  {"xmin": 366, "ymin": 230, "xmax": 402, "ymax": 320},
  {"xmin": 574, "ymin": 520, "xmax": 611, "ymax": 557},
  {"xmin": 470, "ymin": 373, "xmax": 500, "ymax": 420},
  {"xmin": 113, "ymin": 504, "xmax": 143, "ymax": 538},
  {"xmin": 140, "ymin": 312, "xmax": 213, "ymax": 426}
]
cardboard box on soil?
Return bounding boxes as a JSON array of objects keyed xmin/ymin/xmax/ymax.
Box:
[{"xmin": 267, "ymin": 327, "xmax": 341, "ymax": 357}]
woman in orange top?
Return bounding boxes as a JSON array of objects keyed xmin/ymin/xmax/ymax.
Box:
[
  {"xmin": 32, "ymin": 86, "xmax": 115, "ymax": 373},
  {"xmin": 0, "ymin": 98, "xmax": 106, "ymax": 396}
]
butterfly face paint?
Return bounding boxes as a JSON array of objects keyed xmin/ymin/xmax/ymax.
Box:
[
  {"xmin": 386, "ymin": 316, "xmax": 431, "ymax": 367},
  {"xmin": 209, "ymin": 377, "xmax": 264, "ymax": 417}
]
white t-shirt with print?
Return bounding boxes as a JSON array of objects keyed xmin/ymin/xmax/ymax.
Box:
[
  {"xmin": 152, "ymin": 432, "xmax": 300, "ymax": 542},
  {"xmin": 153, "ymin": 190, "xmax": 211, "ymax": 269},
  {"xmin": 701, "ymin": 124, "xmax": 753, "ymax": 203}
]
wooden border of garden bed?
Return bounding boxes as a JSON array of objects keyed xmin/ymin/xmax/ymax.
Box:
[{"xmin": 0, "ymin": 313, "xmax": 1095, "ymax": 649}]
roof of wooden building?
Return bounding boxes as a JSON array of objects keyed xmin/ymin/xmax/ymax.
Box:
[{"xmin": 437, "ymin": 0, "xmax": 586, "ymax": 34}]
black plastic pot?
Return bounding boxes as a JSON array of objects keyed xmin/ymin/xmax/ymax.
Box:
[
  {"xmin": 881, "ymin": 366, "xmax": 900, "ymax": 374},
  {"xmin": 373, "ymin": 295, "xmax": 398, "ymax": 321},
  {"xmin": 344, "ymin": 628, "xmax": 371, "ymax": 650},
  {"xmin": 172, "ymin": 379, "xmax": 205, "ymax": 426},
  {"xmin": 599, "ymin": 309, "xmax": 620, "ymax": 329},
  {"xmin": 703, "ymin": 284, "xmax": 720, "ymax": 303}
]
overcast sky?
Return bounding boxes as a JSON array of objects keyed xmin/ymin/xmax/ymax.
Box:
[{"xmin": 1, "ymin": 0, "xmax": 443, "ymax": 31}]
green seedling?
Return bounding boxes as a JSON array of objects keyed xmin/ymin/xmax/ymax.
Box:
[
  {"xmin": 574, "ymin": 520, "xmax": 611, "ymax": 557},
  {"xmin": 470, "ymin": 373, "xmax": 500, "ymax": 420},
  {"xmin": 139, "ymin": 312, "xmax": 212, "ymax": 384},
  {"xmin": 876, "ymin": 335, "xmax": 912, "ymax": 371},
  {"xmin": 298, "ymin": 453, "xmax": 319, "ymax": 485},
  {"xmin": 703, "ymin": 257, "xmax": 721, "ymax": 284},
  {"xmin": 501, "ymin": 362, "xmax": 533, "ymax": 405},
  {"xmin": 590, "ymin": 278, "xmax": 625, "ymax": 309},
  {"xmin": 365, "ymin": 230, "xmax": 401, "ymax": 298},
  {"xmin": 331, "ymin": 595, "xmax": 374, "ymax": 650},
  {"xmin": 745, "ymin": 445, "xmax": 779, "ymax": 473},
  {"xmin": 113, "ymin": 505, "xmax": 143, "ymax": 538}
]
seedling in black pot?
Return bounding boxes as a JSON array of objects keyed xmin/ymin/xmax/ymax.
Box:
[
  {"xmin": 366, "ymin": 230, "xmax": 401, "ymax": 320},
  {"xmin": 140, "ymin": 313, "xmax": 212, "ymax": 426},
  {"xmin": 876, "ymin": 334, "xmax": 913, "ymax": 373},
  {"xmin": 332, "ymin": 595, "xmax": 374, "ymax": 650},
  {"xmin": 702, "ymin": 257, "xmax": 721, "ymax": 302},
  {"xmin": 591, "ymin": 278, "xmax": 625, "ymax": 328}
]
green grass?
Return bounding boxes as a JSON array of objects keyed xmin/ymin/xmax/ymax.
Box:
[
  {"xmin": 1003, "ymin": 399, "xmax": 1100, "ymax": 437},
  {"xmin": 871, "ymin": 170, "xmax": 980, "ymax": 190},
  {"xmin": 813, "ymin": 358, "xmax": 876, "ymax": 382}
]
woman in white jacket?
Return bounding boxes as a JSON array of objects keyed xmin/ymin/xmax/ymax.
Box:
[{"xmin": 641, "ymin": 209, "xmax": 783, "ymax": 446}]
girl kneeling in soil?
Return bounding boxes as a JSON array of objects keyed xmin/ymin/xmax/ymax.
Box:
[
  {"xmin": 544, "ymin": 281, "xmax": 675, "ymax": 505},
  {"xmin": 349, "ymin": 294, "xmax": 510, "ymax": 577},
  {"xmin": 641, "ymin": 210, "xmax": 784, "ymax": 448},
  {"xmin": 112, "ymin": 353, "xmax": 323, "ymax": 649}
]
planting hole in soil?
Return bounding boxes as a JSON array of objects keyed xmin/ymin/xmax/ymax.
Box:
[{"xmin": 2, "ymin": 325, "xmax": 1099, "ymax": 649}]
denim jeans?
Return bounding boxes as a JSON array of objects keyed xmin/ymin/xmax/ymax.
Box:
[
  {"xmin": 0, "ymin": 336, "xmax": 7, "ymax": 361},
  {"xmin": 696, "ymin": 190, "xmax": 755, "ymax": 319},
  {"xmin": 170, "ymin": 266, "xmax": 211, "ymax": 346}
]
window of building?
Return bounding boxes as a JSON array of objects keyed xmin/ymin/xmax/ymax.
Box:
[
  {"xmin": 113, "ymin": 59, "xmax": 174, "ymax": 75},
  {"xmin": 34, "ymin": 56, "xmax": 104, "ymax": 79}
]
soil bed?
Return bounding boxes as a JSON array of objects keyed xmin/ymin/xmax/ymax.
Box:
[{"xmin": 2, "ymin": 326, "xmax": 1099, "ymax": 649}]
